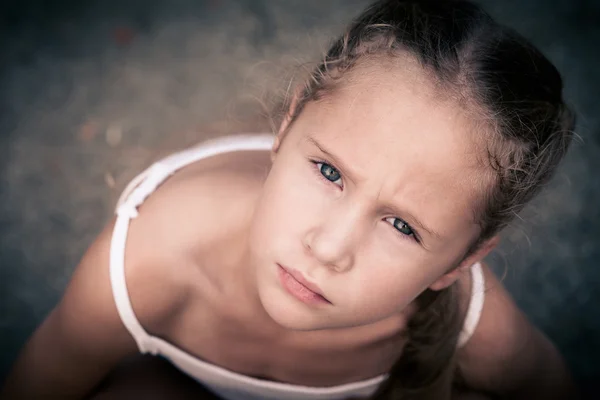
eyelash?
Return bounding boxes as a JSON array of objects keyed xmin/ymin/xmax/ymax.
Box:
[
  {"xmin": 309, "ymin": 159, "xmax": 420, "ymax": 243},
  {"xmin": 311, "ymin": 159, "xmax": 343, "ymax": 188},
  {"xmin": 385, "ymin": 217, "xmax": 420, "ymax": 243}
]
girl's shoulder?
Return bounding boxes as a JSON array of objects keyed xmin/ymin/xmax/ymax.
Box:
[
  {"xmin": 454, "ymin": 263, "xmax": 553, "ymax": 394},
  {"xmin": 115, "ymin": 147, "xmax": 272, "ymax": 331},
  {"xmin": 135, "ymin": 146, "xmax": 271, "ymax": 249}
]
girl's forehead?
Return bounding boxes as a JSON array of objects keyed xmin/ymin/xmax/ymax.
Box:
[
  {"xmin": 290, "ymin": 66, "xmax": 489, "ymax": 237},
  {"xmin": 298, "ymin": 65, "xmax": 482, "ymax": 175}
]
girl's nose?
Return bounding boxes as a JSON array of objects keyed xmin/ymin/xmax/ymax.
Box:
[{"xmin": 302, "ymin": 202, "xmax": 365, "ymax": 273}]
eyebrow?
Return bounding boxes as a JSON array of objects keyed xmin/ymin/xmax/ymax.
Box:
[
  {"xmin": 305, "ymin": 136, "xmax": 362, "ymax": 185},
  {"xmin": 305, "ymin": 136, "xmax": 444, "ymax": 242},
  {"xmin": 390, "ymin": 206, "xmax": 444, "ymax": 242}
]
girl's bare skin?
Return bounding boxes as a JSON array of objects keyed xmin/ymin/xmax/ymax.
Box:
[{"xmin": 1, "ymin": 1, "xmax": 576, "ymax": 399}]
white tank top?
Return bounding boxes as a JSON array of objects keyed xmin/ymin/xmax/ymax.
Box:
[{"xmin": 109, "ymin": 133, "xmax": 486, "ymax": 400}]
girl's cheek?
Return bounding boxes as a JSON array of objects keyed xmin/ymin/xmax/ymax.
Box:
[
  {"xmin": 266, "ymin": 167, "xmax": 309, "ymax": 218},
  {"xmin": 268, "ymin": 159, "xmax": 331, "ymax": 229}
]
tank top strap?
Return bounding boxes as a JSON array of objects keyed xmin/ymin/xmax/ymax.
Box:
[
  {"xmin": 110, "ymin": 162, "xmax": 176, "ymax": 355},
  {"xmin": 457, "ymin": 262, "xmax": 486, "ymax": 348},
  {"xmin": 109, "ymin": 133, "xmax": 275, "ymax": 355},
  {"xmin": 115, "ymin": 133, "xmax": 275, "ymax": 216}
]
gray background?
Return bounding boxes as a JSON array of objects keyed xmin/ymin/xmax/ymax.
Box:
[{"xmin": 1, "ymin": 0, "xmax": 598, "ymax": 397}]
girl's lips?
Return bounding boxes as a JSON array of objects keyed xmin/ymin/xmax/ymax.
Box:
[{"xmin": 277, "ymin": 264, "xmax": 331, "ymax": 305}]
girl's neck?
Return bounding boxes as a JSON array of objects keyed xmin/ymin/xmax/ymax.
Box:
[{"xmin": 200, "ymin": 193, "xmax": 288, "ymax": 338}]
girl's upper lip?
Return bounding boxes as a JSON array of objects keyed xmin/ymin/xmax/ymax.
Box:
[{"xmin": 279, "ymin": 264, "xmax": 330, "ymax": 302}]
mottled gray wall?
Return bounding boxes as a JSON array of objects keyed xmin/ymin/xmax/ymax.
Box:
[{"xmin": 1, "ymin": 0, "xmax": 598, "ymax": 397}]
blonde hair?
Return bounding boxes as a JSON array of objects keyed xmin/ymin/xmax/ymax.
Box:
[{"xmin": 268, "ymin": 0, "xmax": 575, "ymax": 398}]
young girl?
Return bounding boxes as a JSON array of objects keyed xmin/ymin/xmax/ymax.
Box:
[{"xmin": 2, "ymin": 0, "xmax": 577, "ymax": 399}]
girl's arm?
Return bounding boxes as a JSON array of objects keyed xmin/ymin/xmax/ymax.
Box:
[
  {"xmin": 455, "ymin": 263, "xmax": 578, "ymax": 399},
  {"xmin": 1, "ymin": 217, "xmax": 190, "ymax": 399}
]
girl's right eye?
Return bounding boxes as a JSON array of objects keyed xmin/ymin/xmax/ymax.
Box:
[{"xmin": 315, "ymin": 162, "xmax": 343, "ymax": 187}]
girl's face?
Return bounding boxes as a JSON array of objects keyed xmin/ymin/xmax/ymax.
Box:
[{"xmin": 249, "ymin": 63, "xmax": 491, "ymax": 331}]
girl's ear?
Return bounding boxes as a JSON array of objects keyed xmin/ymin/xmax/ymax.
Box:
[
  {"xmin": 428, "ymin": 235, "xmax": 500, "ymax": 291},
  {"xmin": 272, "ymin": 87, "xmax": 302, "ymax": 157}
]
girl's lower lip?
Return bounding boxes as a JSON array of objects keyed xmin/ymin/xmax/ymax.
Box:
[{"xmin": 277, "ymin": 266, "xmax": 330, "ymax": 306}]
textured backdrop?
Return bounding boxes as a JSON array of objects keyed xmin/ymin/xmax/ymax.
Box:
[{"xmin": 1, "ymin": 0, "xmax": 598, "ymax": 397}]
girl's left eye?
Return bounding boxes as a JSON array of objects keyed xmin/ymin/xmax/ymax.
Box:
[
  {"xmin": 385, "ymin": 217, "xmax": 415, "ymax": 238},
  {"xmin": 315, "ymin": 162, "xmax": 342, "ymax": 186}
]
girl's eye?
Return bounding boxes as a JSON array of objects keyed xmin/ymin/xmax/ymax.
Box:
[
  {"xmin": 385, "ymin": 217, "xmax": 415, "ymax": 238},
  {"xmin": 316, "ymin": 162, "xmax": 342, "ymax": 186}
]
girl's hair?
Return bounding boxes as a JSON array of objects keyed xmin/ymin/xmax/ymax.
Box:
[{"xmin": 271, "ymin": 0, "xmax": 576, "ymax": 398}]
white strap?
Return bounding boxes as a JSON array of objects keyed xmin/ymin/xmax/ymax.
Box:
[
  {"xmin": 109, "ymin": 211, "xmax": 157, "ymax": 354},
  {"xmin": 456, "ymin": 262, "xmax": 485, "ymax": 348},
  {"xmin": 160, "ymin": 133, "xmax": 274, "ymax": 173},
  {"xmin": 109, "ymin": 163, "xmax": 176, "ymax": 355},
  {"xmin": 109, "ymin": 133, "xmax": 275, "ymax": 355},
  {"xmin": 115, "ymin": 168, "xmax": 150, "ymax": 212}
]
